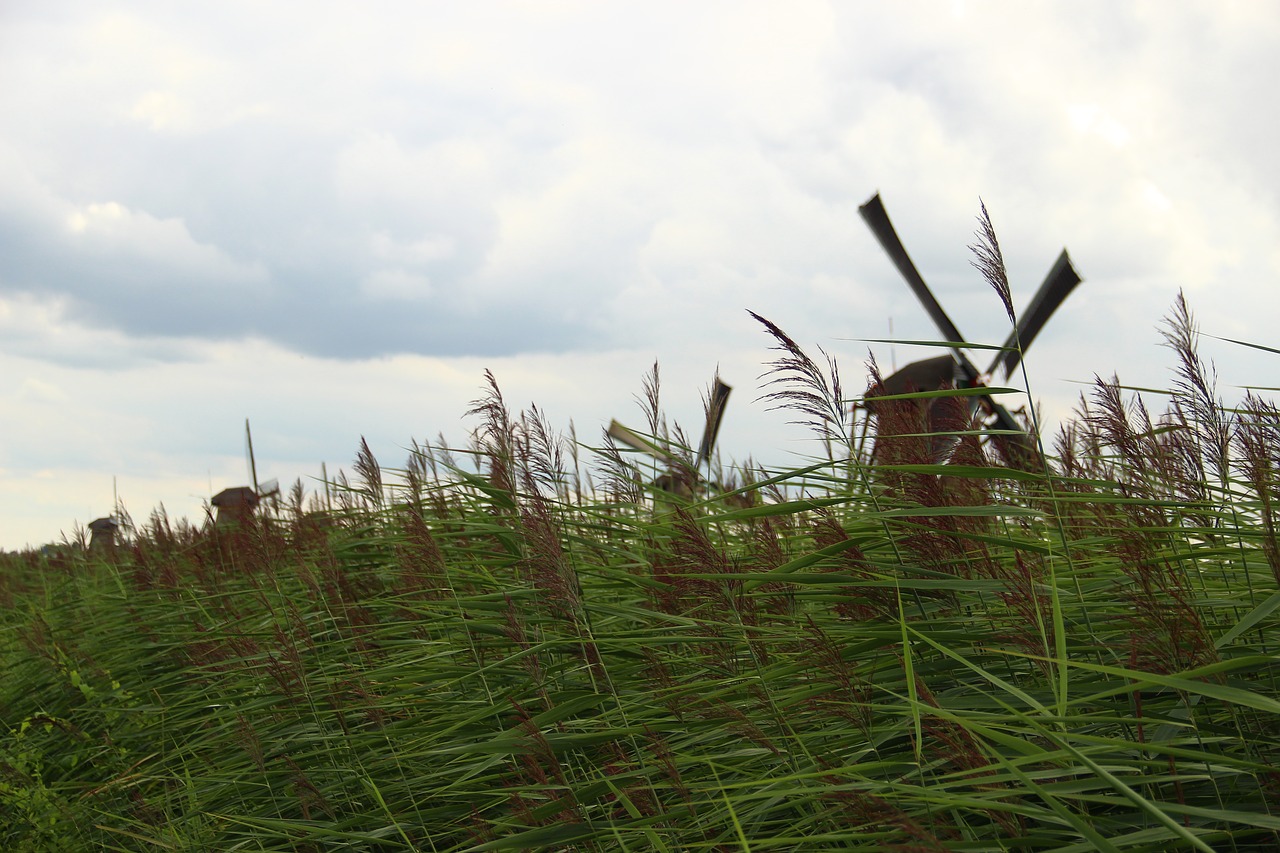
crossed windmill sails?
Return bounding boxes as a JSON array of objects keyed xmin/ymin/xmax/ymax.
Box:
[
  {"xmin": 859, "ymin": 193, "xmax": 1082, "ymax": 459},
  {"xmin": 607, "ymin": 194, "xmax": 1082, "ymax": 489},
  {"xmin": 607, "ymin": 376, "xmax": 731, "ymax": 499}
]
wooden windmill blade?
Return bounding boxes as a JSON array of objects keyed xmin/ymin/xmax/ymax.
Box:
[
  {"xmin": 245, "ymin": 418, "xmax": 260, "ymax": 494},
  {"xmin": 606, "ymin": 420, "xmax": 679, "ymax": 466},
  {"xmin": 245, "ymin": 419, "xmax": 282, "ymax": 509},
  {"xmin": 608, "ymin": 371, "xmax": 732, "ymax": 500},
  {"xmin": 696, "ymin": 377, "xmax": 732, "ymax": 470},
  {"xmin": 608, "ymin": 418, "xmax": 694, "ymax": 500},
  {"xmin": 859, "ymin": 194, "xmax": 971, "ymax": 356},
  {"xmin": 989, "ymin": 248, "xmax": 1082, "ymax": 379},
  {"xmin": 858, "ymin": 193, "xmax": 1026, "ymax": 438}
]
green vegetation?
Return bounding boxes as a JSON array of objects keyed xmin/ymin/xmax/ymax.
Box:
[{"xmin": 3, "ymin": 282, "xmax": 1279, "ymax": 848}]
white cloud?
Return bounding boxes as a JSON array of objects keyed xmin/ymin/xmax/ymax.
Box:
[
  {"xmin": 62, "ymin": 199, "xmax": 267, "ymax": 284},
  {"xmin": 130, "ymin": 90, "xmax": 190, "ymax": 131},
  {"xmin": 359, "ymin": 268, "xmax": 433, "ymax": 301},
  {"xmin": 0, "ymin": 292, "xmax": 200, "ymax": 368},
  {"xmin": 370, "ymin": 232, "xmax": 456, "ymax": 266},
  {"xmin": 1067, "ymin": 104, "xmax": 1132, "ymax": 149},
  {"xmin": 18, "ymin": 378, "xmax": 68, "ymax": 404}
]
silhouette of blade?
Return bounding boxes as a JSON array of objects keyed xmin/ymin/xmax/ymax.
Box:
[
  {"xmin": 985, "ymin": 398, "xmax": 1026, "ymax": 435},
  {"xmin": 985, "ymin": 398, "xmax": 1038, "ymax": 461},
  {"xmin": 607, "ymin": 420, "xmax": 678, "ymax": 465},
  {"xmin": 859, "ymin": 193, "xmax": 967, "ymax": 346},
  {"xmin": 990, "ymin": 249, "xmax": 1082, "ymax": 378},
  {"xmin": 696, "ymin": 378, "xmax": 732, "ymax": 469}
]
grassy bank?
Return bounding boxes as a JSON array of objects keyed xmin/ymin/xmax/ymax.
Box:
[{"xmin": 3, "ymin": 295, "xmax": 1279, "ymax": 851}]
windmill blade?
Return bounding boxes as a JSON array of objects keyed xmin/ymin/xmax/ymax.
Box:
[
  {"xmin": 982, "ymin": 396, "xmax": 1029, "ymax": 437},
  {"xmin": 245, "ymin": 418, "xmax": 259, "ymax": 494},
  {"xmin": 859, "ymin": 193, "xmax": 989, "ymax": 388},
  {"xmin": 607, "ymin": 420, "xmax": 679, "ymax": 466},
  {"xmin": 859, "ymin": 193, "xmax": 970, "ymax": 347},
  {"xmin": 984, "ymin": 403, "xmax": 1039, "ymax": 464},
  {"xmin": 696, "ymin": 378, "xmax": 732, "ymax": 469},
  {"xmin": 989, "ymin": 249, "xmax": 1082, "ymax": 378}
]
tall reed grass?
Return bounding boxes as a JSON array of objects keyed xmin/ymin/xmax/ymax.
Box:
[{"xmin": 3, "ymin": 242, "xmax": 1279, "ymax": 851}]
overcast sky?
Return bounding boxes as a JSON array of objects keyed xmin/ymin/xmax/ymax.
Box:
[{"xmin": 2, "ymin": 1, "xmax": 1278, "ymax": 549}]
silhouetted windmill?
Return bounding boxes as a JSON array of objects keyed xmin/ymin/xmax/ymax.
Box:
[
  {"xmin": 607, "ymin": 373, "xmax": 732, "ymax": 501},
  {"xmin": 212, "ymin": 420, "xmax": 281, "ymax": 528},
  {"xmin": 858, "ymin": 193, "xmax": 1082, "ymax": 459},
  {"xmin": 245, "ymin": 419, "xmax": 281, "ymax": 509}
]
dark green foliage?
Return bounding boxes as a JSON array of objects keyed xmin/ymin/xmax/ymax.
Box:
[{"xmin": 3, "ymin": 299, "xmax": 1279, "ymax": 851}]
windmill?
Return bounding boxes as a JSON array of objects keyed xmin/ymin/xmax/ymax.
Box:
[
  {"xmin": 210, "ymin": 419, "xmax": 282, "ymax": 528},
  {"xmin": 244, "ymin": 419, "xmax": 281, "ymax": 509},
  {"xmin": 607, "ymin": 373, "xmax": 732, "ymax": 501},
  {"xmin": 858, "ymin": 193, "xmax": 1083, "ymax": 460}
]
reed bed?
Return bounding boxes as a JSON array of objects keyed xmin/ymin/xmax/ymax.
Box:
[{"xmin": 3, "ymin": 286, "xmax": 1279, "ymax": 849}]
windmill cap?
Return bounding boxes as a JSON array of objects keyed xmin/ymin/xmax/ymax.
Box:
[{"xmin": 212, "ymin": 486, "xmax": 260, "ymax": 507}]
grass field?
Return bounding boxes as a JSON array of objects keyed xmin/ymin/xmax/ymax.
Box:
[{"xmin": 3, "ymin": 286, "xmax": 1279, "ymax": 850}]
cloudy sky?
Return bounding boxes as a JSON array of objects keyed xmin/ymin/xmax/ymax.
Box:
[{"xmin": 2, "ymin": 1, "xmax": 1278, "ymax": 549}]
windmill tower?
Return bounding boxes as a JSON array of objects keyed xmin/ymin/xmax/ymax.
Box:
[{"xmin": 88, "ymin": 516, "xmax": 120, "ymax": 554}]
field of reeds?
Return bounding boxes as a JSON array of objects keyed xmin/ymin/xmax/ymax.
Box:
[{"xmin": 3, "ymin": 273, "xmax": 1280, "ymax": 850}]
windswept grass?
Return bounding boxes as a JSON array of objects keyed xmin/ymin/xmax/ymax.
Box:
[{"xmin": 3, "ymin": 253, "xmax": 1279, "ymax": 849}]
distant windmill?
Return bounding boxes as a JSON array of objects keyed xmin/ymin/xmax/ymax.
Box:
[
  {"xmin": 88, "ymin": 516, "xmax": 120, "ymax": 555},
  {"xmin": 212, "ymin": 419, "xmax": 281, "ymax": 528},
  {"xmin": 245, "ymin": 418, "xmax": 281, "ymax": 508},
  {"xmin": 858, "ymin": 193, "xmax": 1083, "ymax": 459},
  {"xmin": 608, "ymin": 373, "xmax": 732, "ymax": 501}
]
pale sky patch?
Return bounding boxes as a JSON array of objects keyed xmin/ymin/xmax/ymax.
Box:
[{"xmin": 360, "ymin": 268, "xmax": 434, "ymax": 302}]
